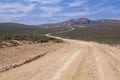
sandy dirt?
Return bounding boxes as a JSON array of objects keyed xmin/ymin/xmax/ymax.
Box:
[
  {"xmin": 0, "ymin": 42, "xmax": 65, "ymax": 71},
  {"xmin": 0, "ymin": 35, "xmax": 120, "ymax": 80}
]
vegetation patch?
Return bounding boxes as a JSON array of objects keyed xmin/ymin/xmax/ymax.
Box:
[
  {"xmin": 53, "ymin": 26, "xmax": 120, "ymax": 45},
  {"xmin": 0, "ymin": 33, "xmax": 63, "ymax": 48}
]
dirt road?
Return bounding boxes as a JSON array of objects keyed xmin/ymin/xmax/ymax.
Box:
[{"xmin": 0, "ymin": 35, "xmax": 120, "ymax": 80}]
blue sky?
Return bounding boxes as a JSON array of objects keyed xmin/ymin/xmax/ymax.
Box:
[{"xmin": 0, "ymin": 0, "xmax": 120, "ymax": 24}]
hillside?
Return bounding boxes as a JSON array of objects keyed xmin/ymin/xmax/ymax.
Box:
[
  {"xmin": 35, "ymin": 18, "xmax": 95, "ymax": 28},
  {"xmin": 0, "ymin": 23, "xmax": 34, "ymax": 34},
  {"xmin": 0, "ymin": 22, "xmax": 69, "ymax": 35},
  {"xmin": 0, "ymin": 18, "xmax": 120, "ymax": 45},
  {"xmin": 0, "ymin": 23, "xmax": 64, "ymax": 48},
  {"xmin": 49, "ymin": 18, "xmax": 120, "ymax": 45}
]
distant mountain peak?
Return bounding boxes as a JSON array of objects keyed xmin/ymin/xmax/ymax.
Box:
[
  {"xmin": 96, "ymin": 19, "xmax": 120, "ymax": 23},
  {"xmin": 61, "ymin": 18, "xmax": 94, "ymax": 26},
  {"xmin": 69, "ymin": 18, "xmax": 90, "ymax": 21}
]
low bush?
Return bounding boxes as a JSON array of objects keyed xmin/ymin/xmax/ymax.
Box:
[{"xmin": 0, "ymin": 33, "xmax": 60, "ymax": 43}]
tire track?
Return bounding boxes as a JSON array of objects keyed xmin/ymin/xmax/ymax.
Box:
[
  {"xmin": 0, "ymin": 35, "xmax": 120, "ymax": 80},
  {"xmin": 0, "ymin": 52, "xmax": 47, "ymax": 73},
  {"xmin": 72, "ymin": 45, "xmax": 99, "ymax": 80},
  {"xmin": 101, "ymin": 47, "xmax": 120, "ymax": 80}
]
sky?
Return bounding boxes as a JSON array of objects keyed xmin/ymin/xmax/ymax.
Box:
[{"xmin": 0, "ymin": 0, "xmax": 120, "ymax": 24}]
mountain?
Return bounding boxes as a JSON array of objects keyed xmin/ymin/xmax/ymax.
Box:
[
  {"xmin": 0, "ymin": 18, "xmax": 120, "ymax": 34},
  {"xmin": 36, "ymin": 18, "xmax": 95, "ymax": 28},
  {"xmin": 0, "ymin": 18, "xmax": 120, "ymax": 45},
  {"xmin": 96, "ymin": 19, "xmax": 120, "ymax": 23},
  {"xmin": 51, "ymin": 18, "xmax": 120, "ymax": 45},
  {"xmin": 82, "ymin": 19, "xmax": 120, "ymax": 30},
  {"xmin": 1, "ymin": 18, "xmax": 120, "ymax": 30},
  {"xmin": 61, "ymin": 18, "xmax": 95, "ymax": 26},
  {"xmin": 0, "ymin": 23, "xmax": 38, "ymax": 34},
  {"xmin": 36, "ymin": 18, "xmax": 120, "ymax": 28},
  {"xmin": 0, "ymin": 22, "xmax": 69, "ymax": 34}
]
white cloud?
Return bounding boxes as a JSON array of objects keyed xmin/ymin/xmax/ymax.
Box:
[
  {"xmin": 59, "ymin": 6, "xmax": 115, "ymax": 17},
  {"xmin": 0, "ymin": 14, "xmax": 25, "ymax": 21},
  {"xmin": 60, "ymin": 11, "xmax": 88, "ymax": 17},
  {"xmin": 0, "ymin": 2, "xmax": 35, "ymax": 21},
  {"xmin": 68, "ymin": 0, "xmax": 87, "ymax": 7},
  {"xmin": 26, "ymin": 0, "xmax": 61, "ymax": 4},
  {"xmin": 0, "ymin": 2, "xmax": 35, "ymax": 14},
  {"xmin": 40, "ymin": 6, "xmax": 62, "ymax": 12},
  {"xmin": 39, "ymin": 6, "xmax": 62, "ymax": 17},
  {"xmin": 112, "ymin": 10, "xmax": 120, "ymax": 14}
]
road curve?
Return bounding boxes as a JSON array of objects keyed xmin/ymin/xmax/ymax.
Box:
[{"xmin": 0, "ymin": 35, "xmax": 120, "ymax": 80}]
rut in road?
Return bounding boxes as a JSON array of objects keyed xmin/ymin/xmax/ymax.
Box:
[
  {"xmin": 0, "ymin": 36, "xmax": 120, "ymax": 80},
  {"xmin": 72, "ymin": 44, "xmax": 120, "ymax": 80}
]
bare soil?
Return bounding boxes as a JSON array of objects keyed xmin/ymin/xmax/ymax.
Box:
[
  {"xmin": 0, "ymin": 42, "xmax": 65, "ymax": 72},
  {"xmin": 0, "ymin": 36, "xmax": 120, "ymax": 80}
]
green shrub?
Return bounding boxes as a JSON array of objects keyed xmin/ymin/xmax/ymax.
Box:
[{"xmin": 0, "ymin": 33, "xmax": 59, "ymax": 43}]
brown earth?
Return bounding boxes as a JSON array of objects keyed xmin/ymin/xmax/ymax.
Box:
[
  {"xmin": 0, "ymin": 41, "xmax": 65, "ymax": 72},
  {"xmin": 0, "ymin": 35, "xmax": 120, "ymax": 80}
]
